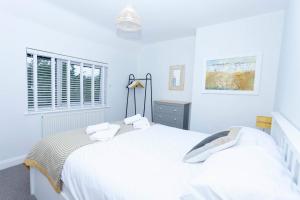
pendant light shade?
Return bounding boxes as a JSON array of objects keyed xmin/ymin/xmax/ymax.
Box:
[{"xmin": 116, "ymin": 5, "xmax": 141, "ymax": 32}]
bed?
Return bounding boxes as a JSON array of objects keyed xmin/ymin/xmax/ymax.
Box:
[{"xmin": 28, "ymin": 112, "xmax": 300, "ymax": 200}]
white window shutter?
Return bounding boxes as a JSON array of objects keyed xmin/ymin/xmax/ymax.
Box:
[
  {"xmin": 94, "ymin": 66, "xmax": 102, "ymax": 105},
  {"xmin": 83, "ymin": 65, "xmax": 92, "ymax": 105},
  {"xmin": 55, "ymin": 59, "xmax": 68, "ymax": 108},
  {"xmin": 26, "ymin": 54, "xmax": 34, "ymax": 111},
  {"xmin": 70, "ymin": 63, "xmax": 81, "ymax": 107},
  {"xmin": 26, "ymin": 49, "xmax": 108, "ymax": 113},
  {"xmin": 37, "ymin": 56, "xmax": 52, "ymax": 110}
]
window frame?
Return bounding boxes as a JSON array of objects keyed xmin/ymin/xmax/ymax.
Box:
[{"xmin": 25, "ymin": 48, "xmax": 109, "ymax": 114}]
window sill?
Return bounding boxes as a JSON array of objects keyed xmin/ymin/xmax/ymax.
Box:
[{"xmin": 24, "ymin": 105, "xmax": 111, "ymax": 116}]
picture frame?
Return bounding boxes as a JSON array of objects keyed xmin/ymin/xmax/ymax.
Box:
[
  {"xmin": 201, "ymin": 54, "xmax": 262, "ymax": 95},
  {"xmin": 169, "ymin": 65, "xmax": 185, "ymax": 91}
]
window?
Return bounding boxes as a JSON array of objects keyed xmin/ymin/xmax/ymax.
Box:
[
  {"xmin": 83, "ymin": 65, "xmax": 92, "ymax": 105},
  {"xmin": 70, "ymin": 63, "xmax": 81, "ymax": 106},
  {"xmin": 37, "ymin": 56, "xmax": 52, "ymax": 109},
  {"xmin": 94, "ymin": 67, "xmax": 102, "ymax": 104},
  {"xmin": 27, "ymin": 54, "xmax": 34, "ymax": 111},
  {"xmin": 55, "ymin": 59, "xmax": 68, "ymax": 108},
  {"xmin": 26, "ymin": 49, "xmax": 108, "ymax": 113}
]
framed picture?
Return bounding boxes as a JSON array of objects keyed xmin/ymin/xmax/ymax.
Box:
[
  {"xmin": 169, "ymin": 65, "xmax": 185, "ymax": 91},
  {"xmin": 201, "ymin": 54, "xmax": 262, "ymax": 95}
]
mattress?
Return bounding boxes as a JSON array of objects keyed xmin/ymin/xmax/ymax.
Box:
[{"xmin": 61, "ymin": 124, "xmax": 207, "ymax": 200}]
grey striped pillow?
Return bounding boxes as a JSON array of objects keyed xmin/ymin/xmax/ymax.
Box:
[{"xmin": 183, "ymin": 127, "xmax": 241, "ymax": 163}]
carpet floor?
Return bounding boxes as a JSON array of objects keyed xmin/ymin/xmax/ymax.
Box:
[{"xmin": 0, "ymin": 165, "xmax": 36, "ymax": 200}]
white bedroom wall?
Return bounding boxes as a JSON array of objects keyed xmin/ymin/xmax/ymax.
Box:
[
  {"xmin": 190, "ymin": 12, "xmax": 284, "ymax": 133},
  {"xmin": 138, "ymin": 37, "xmax": 195, "ymax": 101},
  {"xmin": 274, "ymin": 0, "xmax": 300, "ymax": 130},
  {"xmin": 135, "ymin": 37, "xmax": 195, "ymax": 118},
  {"xmin": 0, "ymin": 1, "xmax": 140, "ymax": 168}
]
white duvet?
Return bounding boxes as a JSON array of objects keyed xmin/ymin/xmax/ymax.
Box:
[
  {"xmin": 62, "ymin": 125, "xmax": 300, "ymax": 200},
  {"xmin": 62, "ymin": 124, "xmax": 206, "ymax": 200}
]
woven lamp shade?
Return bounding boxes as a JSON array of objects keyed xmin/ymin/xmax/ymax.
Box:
[
  {"xmin": 116, "ymin": 5, "xmax": 141, "ymax": 32},
  {"xmin": 256, "ymin": 116, "xmax": 272, "ymax": 129}
]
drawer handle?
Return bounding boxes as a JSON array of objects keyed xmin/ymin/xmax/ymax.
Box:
[
  {"xmin": 173, "ymin": 109, "xmax": 177, "ymax": 112},
  {"xmin": 174, "ymin": 118, "xmax": 177, "ymax": 121}
]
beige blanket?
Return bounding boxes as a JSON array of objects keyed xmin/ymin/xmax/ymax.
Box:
[
  {"xmin": 24, "ymin": 128, "xmax": 94, "ymax": 192},
  {"xmin": 24, "ymin": 122, "xmax": 139, "ymax": 193}
]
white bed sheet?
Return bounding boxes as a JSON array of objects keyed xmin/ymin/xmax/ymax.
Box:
[{"xmin": 61, "ymin": 124, "xmax": 207, "ymax": 200}]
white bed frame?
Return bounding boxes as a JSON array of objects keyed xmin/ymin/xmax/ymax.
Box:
[
  {"xmin": 30, "ymin": 112, "xmax": 300, "ymax": 200},
  {"xmin": 30, "ymin": 168, "xmax": 73, "ymax": 200},
  {"xmin": 271, "ymin": 112, "xmax": 300, "ymax": 185}
]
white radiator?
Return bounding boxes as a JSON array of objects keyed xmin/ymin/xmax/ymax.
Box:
[{"xmin": 41, "ymin": 109, "xmax": 105, "ymax": 137}]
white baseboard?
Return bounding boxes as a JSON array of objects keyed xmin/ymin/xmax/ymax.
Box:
[{"xmin": 0, "ymin": 155, "xmax": 26, "ymax": 171}]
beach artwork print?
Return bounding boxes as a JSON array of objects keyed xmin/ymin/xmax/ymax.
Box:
[{"xmin": 203, "ymin": 55, "xmax": 260, "ymax": 94}]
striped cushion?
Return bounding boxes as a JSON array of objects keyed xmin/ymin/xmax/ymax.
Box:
[{"xmin": 183, "ymin": 127, "xmax": 241, "ymax": 163}]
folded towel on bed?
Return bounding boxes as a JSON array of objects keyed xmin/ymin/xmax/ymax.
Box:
[
  {"xmin": 133, "ymin": 117, "xmax": 150, "ymax": 129},
  {"xmin": 124, "ymin": 114, "xmax": 142, "ymax": 125},
  {"xmin": 89, "ymin": 124, "xmax": 121, "ymax": 141},
  {"xmin": 86, "ymin": 122, "xmax": 110, "ymax": 135}
]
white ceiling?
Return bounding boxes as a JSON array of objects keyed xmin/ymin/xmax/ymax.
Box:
[{"xmin": 42, "ymin": 0, "xmax": 287, "ymax": 43}]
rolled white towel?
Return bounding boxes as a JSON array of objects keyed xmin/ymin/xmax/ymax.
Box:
[
  {"xmin": 86, "ymin": 122, "xmax": 110, "ymax": 135},
  {"xmin": 133, "ymin": 117, "xmax": 150, "ymax": 129},
  {"xmin": 89, "ymin": 124, "xmax": 120, "ymax": 141},
  {"xmin": 124, "ymin": 114, "xmax": 142, "ymax": 125}
]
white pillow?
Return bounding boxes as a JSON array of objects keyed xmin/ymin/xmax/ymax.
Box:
[
  {"xmin": 237, "ymin": 127, "xmax": 280, "ymax": 158},
  {"xmin": 188, "ymin": 146, "xmax": 300, "ymax": 200}
]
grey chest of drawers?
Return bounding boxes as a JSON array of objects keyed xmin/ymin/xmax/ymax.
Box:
[{"xmin": 153, "ymin": 100, "xmax": 191, "ymax": 130}]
